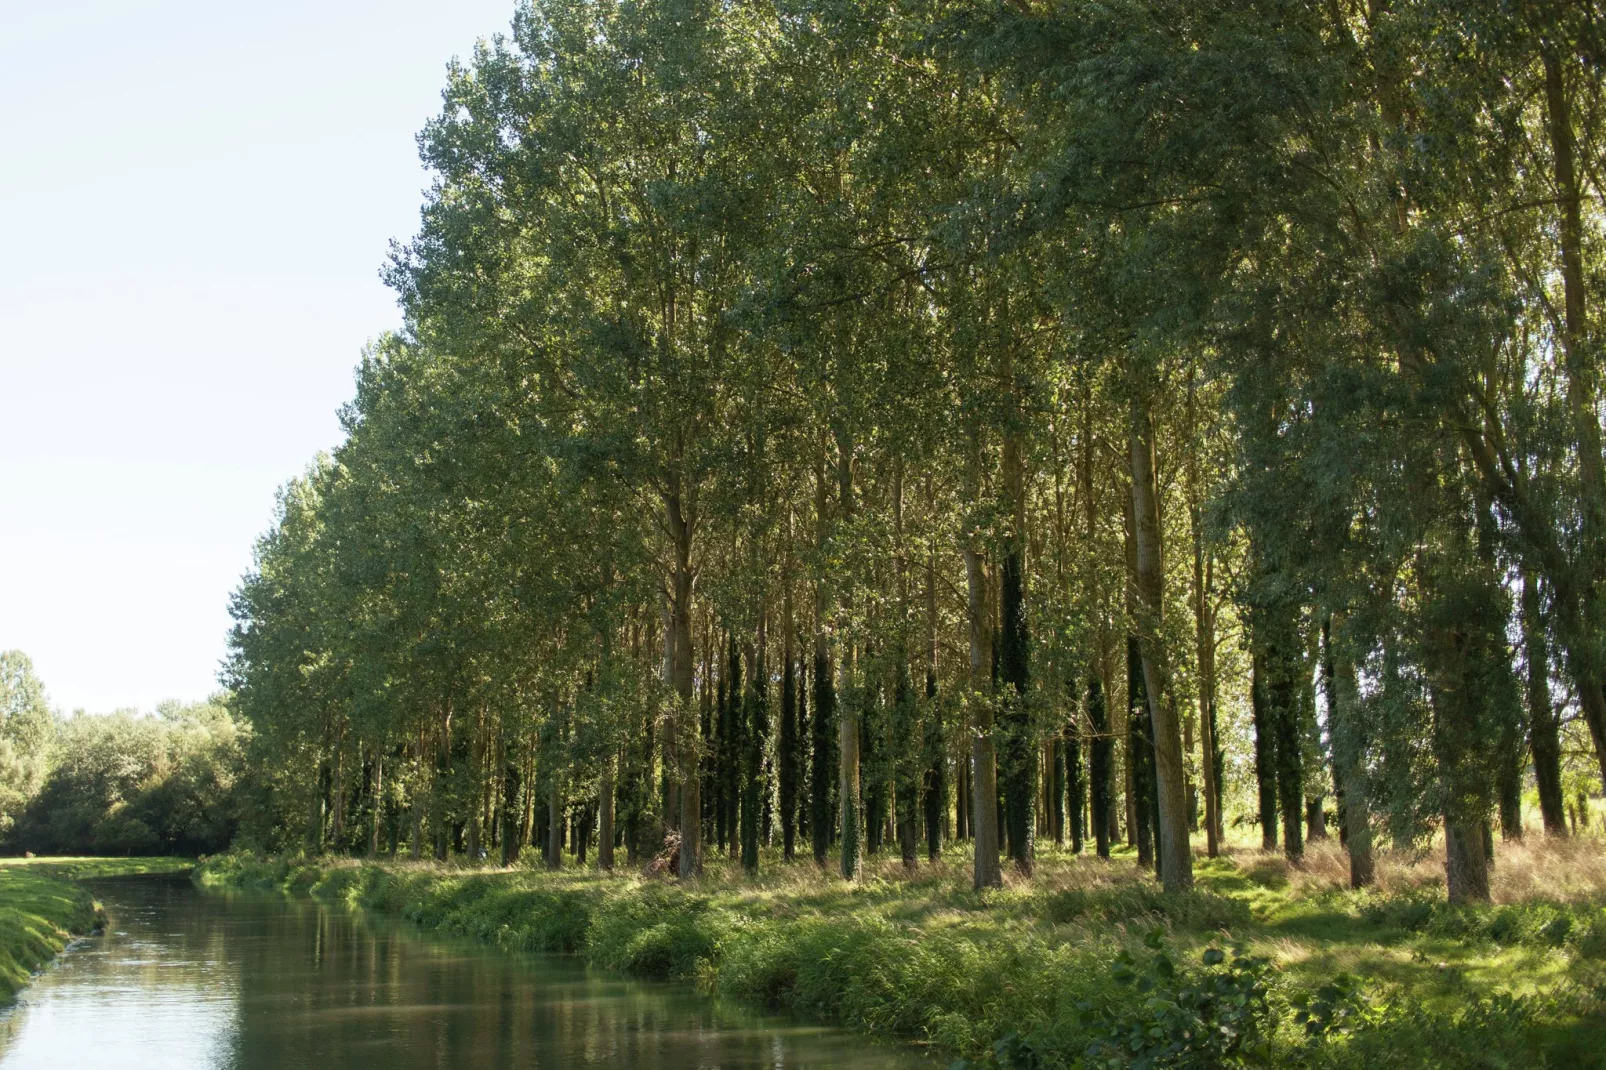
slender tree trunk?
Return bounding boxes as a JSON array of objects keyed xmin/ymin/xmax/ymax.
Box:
[
  {"xmin": 923, "ymin": 539, "xmax": 945, "ymax": 862},
  {"xmin": 999, "ymin": 431, "xmax": 1034, "ymax": 875},
  {"xmin": 1051, "ymin": 732, "xmax": 1065, "ymax": 846},
  {"xmin": 1523, "ymin": 569, "xmax": 1566, "ymax": 836},
  {"xmin": 1270, "ymin": 641, "xmax": 1305, "ymax": 862},
  {"xmin": 1542, "ymin": 46, "xmax": 1606, "ymax": 787},
  {"xmin": 546, "ymin": 776, "xmax": 563, "ymax": 871},
  {"xmin": 1251, "ymin": 651, "xmax": 1278, "ymax": 852},
  {"xmin": 1066, "ymin": 674, "xmax": 1084, "ymax": 853},
  {"xmin": 966, "ymin": 545, "xmax": 1002, "ymax": 889},
  {"xmin": 1088, "ymin": 675, "xmax": 1111, "ymax": 859},
  {"xmin": 1127, "ymin": 636, "xmax": 1155, "ymax": 870},
  {"xmin": 839, "ymin": 642, "xmax": 862, "ymax": 881},
  {"xmin": 666, "ymin": 481, "xmax": 701, "ymax": 880},
  {"xmin": 369, "ymin": 751, "xmax": 382, "ymax": 858},
  {"xmin": 501, "ymin": 753, "xmax": 523, "ymax": 866},
  {"xmin": 781, "ymin": 651, "xmax": 798, "ymax": 862},
  {"xmin": 1190, "ymin": 464, "xmax": 1220, "ymax": 857},
  {"xmin": 742, "ymin": 638, "xmax": 764, "ymax": 877},
  {"xmin": 834, "ymin": 432, "xmax": 862, "ymax": 881},
  {"xmin": 599, "ymin": 754, "xmax": 615, "ymax": 872},
  {"xmin": 1129, "ymin": 392, "xmax": 1191, "ymax": 891}
]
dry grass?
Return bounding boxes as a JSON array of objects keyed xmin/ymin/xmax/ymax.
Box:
[{"xmin": 1250, "ymin": 831, "xmax": 1606, "ymax": 906}]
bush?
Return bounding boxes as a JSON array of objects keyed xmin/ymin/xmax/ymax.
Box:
[{"xmin": 10, "ymin": 700, "xmax": 246, "ymax": 857}]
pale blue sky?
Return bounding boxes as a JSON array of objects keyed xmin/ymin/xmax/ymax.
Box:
[{"xmin": 0, "ymin": 0, "xmax": 516, "ymax": 713}]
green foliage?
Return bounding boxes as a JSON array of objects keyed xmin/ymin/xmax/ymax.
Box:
[
  {"xmin": 10, "ymin": 699, "xmax": 247, "ymax": 857},
  {"xmin": 0, "ymin": 652, "xmax": 55, "ymax": 839},
  {"xmin": 1079, "ymin": 935, "xmax": 1277, "ymax": 1069}
]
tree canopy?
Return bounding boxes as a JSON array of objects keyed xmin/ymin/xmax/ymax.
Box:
[{"xmin": 227, "ymin": 0, "xmax": 1606, "ymax": 904}]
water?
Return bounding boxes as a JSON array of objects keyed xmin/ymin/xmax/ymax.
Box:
[{"xmin": 0, "ymin": 877, "xmax": 927, "ymax": 1069}]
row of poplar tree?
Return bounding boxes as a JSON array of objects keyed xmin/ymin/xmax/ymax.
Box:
[{"xmin": 227, "ymin": 0, "xmax": 1606, "ymax": 904}]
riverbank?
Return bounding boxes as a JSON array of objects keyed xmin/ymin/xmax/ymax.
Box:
[
  {"xmin": 198, "ymin": 841, "xmax": 1606, "ymax": 1067},
  {"xmin": 0, "ymin": 857, "xmax": 193, "ymax": 1003}
]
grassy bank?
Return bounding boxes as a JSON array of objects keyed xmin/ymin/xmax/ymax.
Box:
[
  {"xmin": 198, "ymin": 842, "xmax": 1606, "ymax": 1068},
  {"xmin": 0, "ymin": 857, "xmax": 193, "ymax": 1003}
]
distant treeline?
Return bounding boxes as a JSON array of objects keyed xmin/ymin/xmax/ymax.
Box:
[{"xmin": 0, "ymin": 651, "xmax": 245, "ymax": 857}]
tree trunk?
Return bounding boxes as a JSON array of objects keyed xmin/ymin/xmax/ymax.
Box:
[
  {"xmin": 1445, "ymin": 816, "xmax": 1491, "ymax": 904},
  {"xmin": 1127, "ymin": 636, "xmax": 1156, "ymax": 870},
  {"xmin": 1543, "ymin": 45, "xmax": 1606, "ymax": 787},
  {"xmin": 781, "ymin": 564, "xmax": 799, "ymax": 861},
  {"xmin": 546, "ymin": 777, "xmax": 563, "ymax": 871},
  {"xmin": 1088, "ymin": 674, "xmax": 1112, "ymax": 859},
  {"xmin": 666, "ymin": 483, "xmax": 701, "ymax": 880},
  {"xmin": 1050, "ymin": 732, "xmax": 1066, "ymax": 846},
  {"xmin": 742, "ymin": 640, "xmax": 764, "ymax": 877},
  {"xmin": 999, "ymin": 430, "xmax": 1034, "ymax": 875},
  {"xmin": 369, "ymin": 751, "xmax": 382, "ymax": 859},
  {"xmin": 1129, "ymin": 392, "xmax": 1192, "ymax": 891},
  {"xmin": 1066, "ymin": 677, "xmax": 1084, "ymax": 853},
  {"xmin": 1187, "ymin": 370, "xmax": 1222, "ymax": 857},
  {"xmin": 811, "ymin": 642, "xmax": 835, "ymax": 865},
  {"xmin": 833, "ymin": 433, "xmax": 861, "ymax": 881},
  {"xmin": 923, "ymin": 543, "xmax": 945, "ymax": 862},
  {"xmin": 1251, "ymin": 651, "xmax": 1278, "ymax": 852},
  {"xmin": 999, "ymin": 543, "xmax": 1033, "ymax": 874},
  {"xmin": 966, "ymin": 546, "xmax": 1002, "ymax": 889},
  {"xmin": 599, "ymin": 756, "xmax": 615, "ymax": 872},
  {"xmin": 1270, "ymin": 640, "xmax": 1305, "ymax": 863},
  {"xmin": 839, "ymin": 643, "xmax": 862, "ymax": 881},
  {"xmin": 1523, "ymin": 569, "xmax": 1566, "ymax": 836},
  {"xmin": 501, "ymin": 755, "xmax": 524, "ymax": 866}
]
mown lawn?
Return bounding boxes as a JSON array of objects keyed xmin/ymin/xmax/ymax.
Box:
[
  {"xmin": 0, "ymin": 856, "xmax": 194, "ymax": 1003},
  {"xmin": 199, "ymin": 838, "xmax": 1606, "ymax": 1068}
]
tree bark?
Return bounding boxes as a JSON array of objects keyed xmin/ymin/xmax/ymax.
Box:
[
  {"xmin": 1129, "ymin": 392, "xmax": 1192, "ymax": 892},
  {"xmin": 999, "ymin": 431, "xmax": 1034, "ymax": 875},
  {"xmin": 599, "ymin": 755, "xmax": 615, "ymax": 872},
  {"xmin": 665, "ymin": 481, "xmax": 701, "ymax": 880},
  {"xmin": 1522, "ymin": 569, "xmax": 1566, "ymax": 836},
  {"xmin": 923, "ymin": 540, "xmax": 945, "ymax": 862},
  {"xmin": 1445, "ymin": 816, "xmax": 1491, "ymax": 904},
  {"xmin": 1323, "ymin": 617, "xmax": 1374, "ymax": 886},
  {"xmin": 1543, "ymin": 44, "xmax": 1606, "ymax": 787},
  {"xmin": 546, "ymin": 776, "xmax": 563, "ymax": 871},
  {"xmin": 966, "ymin": 545, "xmax": 1002, "ymax": 889},
  {"xmin": 1088, "ymin": 674, "xmax": 1112, "ymax": 859},
  {"xmin": 839, "ymin": 643, "xmax": 862, "ymax": 881},
  {"xmin": 501, "ymin": 753, "xmax": 523, "ymax": 866},
  {"xmin": 781, "ymin": 650, "xmax": 798, "ymax": 861},
  {"xmin": 1251, "ymin": 651, "xmax": 1278, "ymax": 852}
]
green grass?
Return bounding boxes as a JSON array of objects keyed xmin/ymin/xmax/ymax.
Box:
[
  {"xmin": 0, "ymin": 856, "xmax": 194, "ymax": 1004},
  {"xmin": 197, "ymin": 842, "xmax": 1606, "ymax": 1068}
]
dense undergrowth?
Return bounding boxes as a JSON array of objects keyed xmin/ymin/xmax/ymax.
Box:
[
  {"xmin": 197, "ymin": 842, "xmax": 1606, "ymax": 1068},
  {"xmin": 0, "ymin": 857, "xmax": 193, "ymax": 1003}
]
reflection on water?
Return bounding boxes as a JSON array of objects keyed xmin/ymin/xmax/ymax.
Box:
[{"xmin": 0, "ymin": 878, "xmax": 924, "ymax": 1069}]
